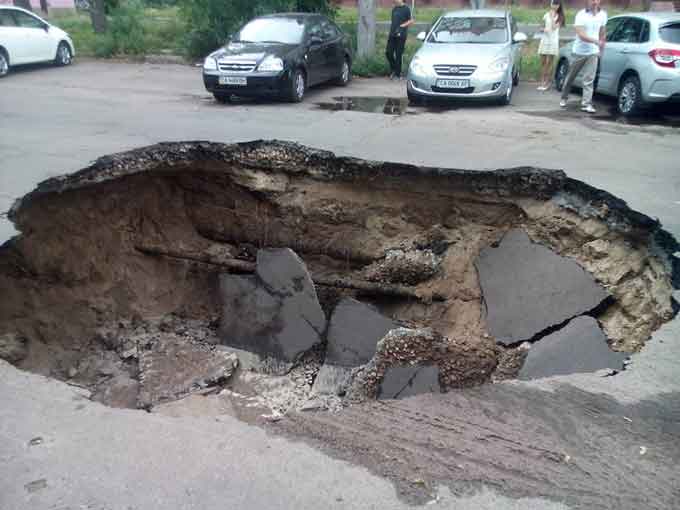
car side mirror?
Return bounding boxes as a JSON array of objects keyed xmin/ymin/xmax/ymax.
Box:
[
  {"xmin": 513, "ymin": 32, "xmax": 527, "ymax": 43},
  {"xmin": 417, "ymin": 31, "xmax": 427, "ymax": 41}
]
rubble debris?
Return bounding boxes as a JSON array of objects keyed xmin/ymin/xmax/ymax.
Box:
[
  {"xmin": 0, "ymin": 332, "xmax": 28, "ymax": 363},
  {"xmin": 313, "ymin": 298, "xmax": 397, "ymax": 396},
  {"xmin": 476, "ymin": 229, "xmax": 610, "ymax": 345},
  {"xmin": 363, "ymin": 248, "xmax": 441, "ymax": 285},
  {"xmin": 348, "ymin": 328, "xmax": 497, "ymax": 401},
  {"xmin": 218, "ymin": 248, "xmax": 326, "ymax": 372},
  {"xmin": 379, "ymin": 365, "xmax": 441, "ymax": 399},
  {"xmin": 518, "ymin": 316, "xmax": 629, "ymax": 380},
  {"xmin": 138, "ymin": 336, "xmax": 238, "ymax": 408}
]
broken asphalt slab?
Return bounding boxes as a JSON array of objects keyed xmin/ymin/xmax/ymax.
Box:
[
  {"xmin": 379, "ymin": 365, "xmax": 441, "ymax": 400},
  {"xmin": 313, "ymin": 298, "xmax": 397, "ymax": 396},
  {"xmin": 219, "ymin": 248, "xmax": 326, "ymax": 371},
  {"xmin": 518, "ymin": 316, "xmax": 629, "ymax": 380},
  {"xmin": 475, "ymin": 229, "xmax": 610, "ymax": 345}
]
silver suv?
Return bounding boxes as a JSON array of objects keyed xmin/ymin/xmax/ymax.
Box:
[{"xmin": 556, "ymin": 12, "xmax": 680, "ymax": 115}]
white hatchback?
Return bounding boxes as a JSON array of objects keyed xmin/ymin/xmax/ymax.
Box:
[{"xmin": 0, "ymin": 6, "xmax": 75, "ymax": 78}]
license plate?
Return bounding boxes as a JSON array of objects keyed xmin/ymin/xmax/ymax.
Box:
[
  {"xmin": 219, "ymin": 76, "xmax": 247, "ymax": 86},
  {"xmin": 436, "ymin": 79, "xmax": 470, "ymax": 89}
]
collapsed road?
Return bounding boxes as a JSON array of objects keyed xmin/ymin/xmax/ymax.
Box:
[{"xmin": 0, "ymin": 140, "xmax": 678, "ymax": 509}]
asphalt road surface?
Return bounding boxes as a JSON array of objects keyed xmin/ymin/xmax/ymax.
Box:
[{"xmin": 1, "ymin": 60, "xmax": 679, "ymax": 510}]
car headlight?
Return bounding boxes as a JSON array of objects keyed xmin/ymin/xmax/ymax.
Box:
[
  {"xmin": 203, "ymin": 57, "xmax": 217, "ymax": 71},
  {"xmin": 258, "ymin": 56, "xmax": 284, "ymax": 72},
  {"xmin": 409, "ymin": 57, "xmax": 429, "ymax": 76},
  {"xmin": 488, "ymin": 57, "xmax": 510, "ymax": 72}
]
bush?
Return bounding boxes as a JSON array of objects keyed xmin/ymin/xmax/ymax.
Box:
[{"xmin": 93, "ymin": 0, "xmax": 146, "ymax": 57}]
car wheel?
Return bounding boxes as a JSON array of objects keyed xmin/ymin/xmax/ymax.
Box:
[
  {"xmin": 498, "ymin": 77, "xmax": 513, "ymax": 106},
  {"xmin": 286, "ymin": 69, "xmax": 306, "ymax": 103},
  {"xmin": 334, "ymin": 58, "xmax": 351, "ymax": 86},
  {"xmin": 213, "ymin": 93, "xmax": 232, "ymax": 104},
  {"xmin": 0, "ymin": 50, "xmax": 9, "ymax": 78},
  {"xmin": 55, "ymin": 42, "xmax": 72, "ymax": 66},
  {"xmin": 617, "ymin": 75, "xmax": 643, "ymax": 116},
  {"xmin": 554, "ymin": 59, "xmax": 569, "ymax": 92}
]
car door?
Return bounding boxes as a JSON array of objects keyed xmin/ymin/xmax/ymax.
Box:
[
  {"xmin": 597, "ymin": 17, "xmax": 632, "ymax": 93},
  {"xmin": 12, "ymin": 9, "xmax": 53, "ymax": 62},
  {"xmin": 0, "ymin": 9, "xmax": 28, "ymax": 64},
  {"xmin": 304, "ymin": 18, "xmax": 327, "ymax": 86},
  {"xmin": 602, "ymin": 17, "xmax": 648, "ymax": 95},
  {"xmin": 320, "ymin": 19, "xmax": 344, "ymax": 81}
]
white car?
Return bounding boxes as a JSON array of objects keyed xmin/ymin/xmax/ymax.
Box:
[{"xmin": 0, "ymin": 6, "xmax": 75, "ymax": 78}]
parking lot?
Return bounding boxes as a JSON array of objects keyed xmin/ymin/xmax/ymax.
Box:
[{"xmin": 2, "ymin": 58, "xmax": 680, "ymax": 510}]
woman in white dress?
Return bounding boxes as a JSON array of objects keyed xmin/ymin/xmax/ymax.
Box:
[{"xmin": 537, "ymin": 0, "xmax": 565, "ymax": 90}]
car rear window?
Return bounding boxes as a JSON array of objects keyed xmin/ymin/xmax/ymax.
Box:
[
  {"xmin": 429, "ymin": 17, "xmax": 508, "ymax": 44},
  {"xmin": 659, "ymin": 23, "xmax": 680, "ymax": 44}
]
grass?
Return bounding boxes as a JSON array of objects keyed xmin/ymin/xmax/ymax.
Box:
[{"xmin": 46, "ymin": 7, "xmax": 184, "ymax": 57}]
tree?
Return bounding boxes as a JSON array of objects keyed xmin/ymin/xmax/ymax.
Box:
[
  {"xmin": 357, "ymin": 0, "xmax": 376, "ymax": 58},
  {"xmin": 90, "ymin": 0, "xmax": 108, "ymax": 33}
]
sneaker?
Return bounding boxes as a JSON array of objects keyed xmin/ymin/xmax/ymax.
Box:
[
  {"xmin": 389, "ymin": 73, "xmax": 396, "ymax": 80},
  {"xmin": 581, "ymin": 104, "xmax": 597, "ymax": 114},
  {"xmin": 537, "ymin": 85, "xmax": 547, "ymax": 91},
  {"xmin": 559, "ymin": 99, "xmax": 567, "ymax": 108}
]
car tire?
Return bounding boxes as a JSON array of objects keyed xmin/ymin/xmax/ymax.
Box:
[
  {"xmin": 554, "ymin": 59, "xmax": 569, "ymax": 92},
  {"xmin": 617, "ymin": 75, "xmax": 644, "ymax": 117},
  {"xmin": 498, "ymin": 77, "xmax": 513, "ymax": 106},
  {"xmin": 55, "ymin": 42, "xmax": 72, "ymax": 66},
  {"xmin": 0, "ymin": 49, "xmax": 9, "ymax": 78},
  {"xmin": 286, "ymin": 69, "xmax": 306, "ymax": 103},
  {"xmin": 512, "ymin": 66, "xmax": 519, "ymax": 87},
  {"xmin": 213, "ymin": 92, "xmax": 232, "ymax": 104},
  {"xmin": 334, "ymin": 58, "xmax": 351, "ymax": 86}
]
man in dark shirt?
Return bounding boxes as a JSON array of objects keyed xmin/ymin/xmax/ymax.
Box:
[{"xmin": 385, "ymin": 0, "xmax": 414, "ymax": 79}]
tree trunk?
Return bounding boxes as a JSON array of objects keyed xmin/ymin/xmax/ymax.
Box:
[
  {"xmin": 89, "ymin": 0, "xmax": 107, "ymax": 34},
  {"xmin": 13, "ymin": 0, "xmax": 33, "ymax": 12},
  {"xmin": 357, "ymin": 0, "xmax": 376, "ymax": 59},
  {"xmin": 40, "ymin": 0, "xmax": 48, "ymax": 14}
]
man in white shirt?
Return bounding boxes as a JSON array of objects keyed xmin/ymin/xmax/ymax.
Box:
[{"xmin": 559, "ymin": 0, "xmax": 607, "ymax": 113}]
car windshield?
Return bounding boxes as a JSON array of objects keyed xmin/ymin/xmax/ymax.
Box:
[
  {"xmin": 659, "ymin": 22, "xmax": 680, "ymax": 44},
  {"xmin": 235, "ymin": 18, "xmax": 305, "ymax": 45},
  {"xmin": 428, "ymin": 16, "xmax": 508, "ymax": 44}
]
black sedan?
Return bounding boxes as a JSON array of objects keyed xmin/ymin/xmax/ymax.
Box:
[{"xmin": 202, "ymin": 13, "xmax": 352, "ymax": 103}]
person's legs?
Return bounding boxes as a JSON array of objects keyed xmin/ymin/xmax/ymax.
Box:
[
  {"xmin": 385, "ymin": 36, "xmax": 396, "ymax": 77},
  {"xmin": 580, "ymin": 55, "xmax": 598, "ymax": 106},
  {"xmin": 394, "ymin": 36, "xmax": 407, "ymax": 77},
  {"xmin": 539, "ymin": 55, "xmax": 549, "ymax": 87},
  {"xmin": 560, "ymin": 54, "xmax": 587, "ymax": 101},
  {"xmin": 544, "ymin": 55, "xmax": 555, "ymax": 87}
]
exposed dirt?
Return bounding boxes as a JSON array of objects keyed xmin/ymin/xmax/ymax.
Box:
[{"xmin": 0, "ymin": 140, "xmax": 676, "ymax": 405}]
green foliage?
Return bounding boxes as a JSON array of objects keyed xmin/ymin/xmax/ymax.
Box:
[
  {"xmin": 179, "ymin": 0, "xmax": 337, "ymax": 59},
  {"xmin": 102, "ymin": 0, "xmax": 147, "ymax": 55}
]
